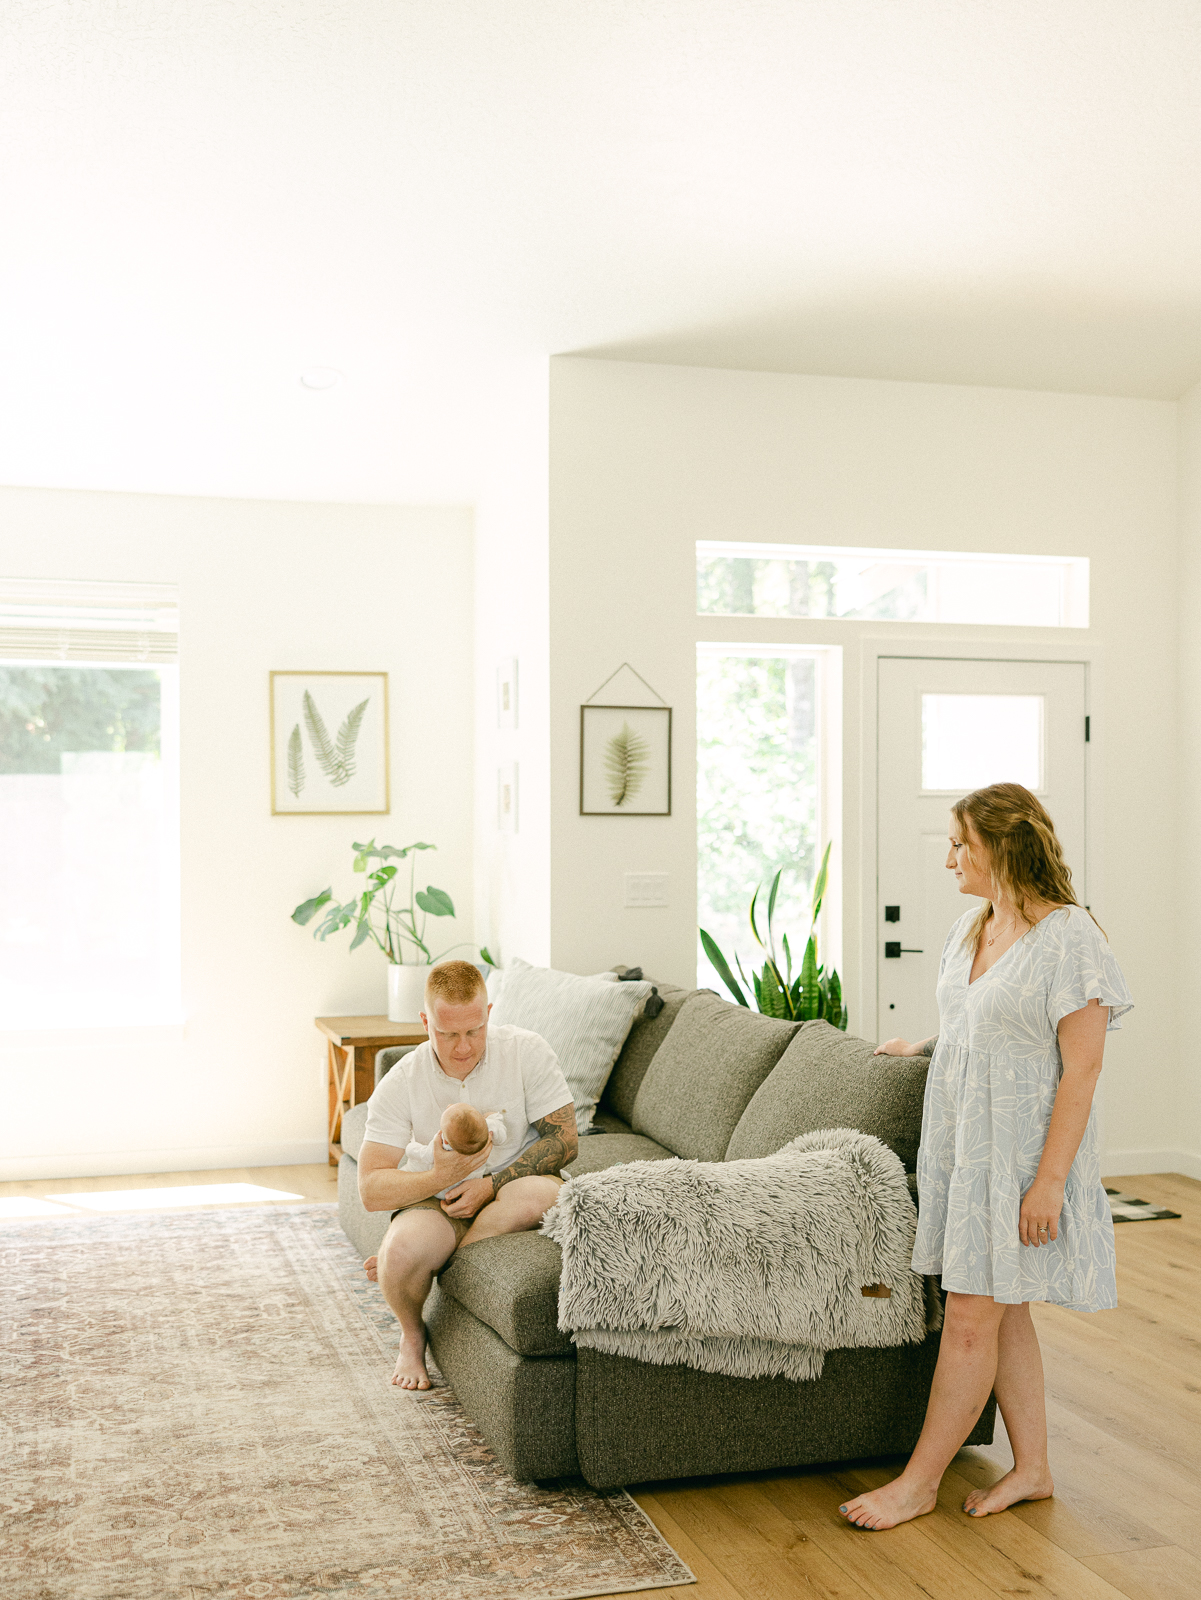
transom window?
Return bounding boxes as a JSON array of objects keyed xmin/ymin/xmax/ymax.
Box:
[{"xmin": 697, "ymin": 542, "xmax": 1089, "ymax": 629}]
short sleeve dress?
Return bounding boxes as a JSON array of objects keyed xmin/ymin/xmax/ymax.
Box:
[{"xmin": 912, "ymin": 904, "xmax": 1133, "ymax": 1311}]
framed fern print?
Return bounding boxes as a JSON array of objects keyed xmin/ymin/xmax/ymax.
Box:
[
  {"xmin": 270, "ymin": 672, "xmax": 389, "ymax": 815},
  {"xmin": 579, "ymin": 704, "xmax": 671, "ymax": 816}
]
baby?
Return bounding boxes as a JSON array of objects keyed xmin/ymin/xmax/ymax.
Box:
[{"xmin": 405, "ymin": 1103, "xmax": 507, "ymax": 1198}]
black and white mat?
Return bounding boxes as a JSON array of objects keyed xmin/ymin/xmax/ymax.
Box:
[{"xmin": 1106, "ymin": 1187, "xmax": 1182, "ymax": 1223}]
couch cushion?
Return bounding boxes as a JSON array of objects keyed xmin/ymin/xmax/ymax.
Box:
[
  {"xmin": 587, "ymin": 1109, "xmax": 633, "ymax": 1135},
  {"xmin": 436, "ymin": 1233, "xmax": 572, "ymax": 1356},
  {"xmin": 724, "ymin": 1019, "xmax": 929, "ymax": 1170},
  {"xmin": 564, "ymin": 1131, "xmax": 676, "ymax": 1177},
  {"xmin": 630, "ymin": 992, "xmax": 800, "ymax": 1163},
  {"xmin": 435, "ymin": 1131, "xmax": 677, "ymax": 1358},
  {"xmin": 490, "ymin": 958, "xmax": 653, "ymax": 1135},
  {"xmin": 341, "ymin": 1101, "xmax": 370, "ymax": 1161},
  {"xmin": 599, "ymin": 978, "xmax": 701, "ymax": 1124}
]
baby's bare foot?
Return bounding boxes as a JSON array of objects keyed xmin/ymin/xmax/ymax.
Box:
[
  {"xmin": 391, "ymin": 1332, "xmax": 431, "ymax": 1391},
  {"xmin": 363, "ymin": 1256, "xmax": 378, "ymax": 1282},
  {"xmin": 963, "ymin": 1467, "xmax": 1053, "ymax": 1517},
  {"xmin": 839, "ymin": 1476, "xmax": 937, "ymax": 1530}
]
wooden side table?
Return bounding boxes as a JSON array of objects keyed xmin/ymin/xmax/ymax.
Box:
[{"xmin": 316, "ymin": 1015, "xmax": 427, "ymax": 1164}]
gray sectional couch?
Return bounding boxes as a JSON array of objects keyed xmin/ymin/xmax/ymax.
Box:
[{"xmin": 337, "ymin": 977, "xmax": 995, "ymax": 1488}]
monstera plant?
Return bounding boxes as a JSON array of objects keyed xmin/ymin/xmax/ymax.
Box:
[
  {"xmin": 699, "ymin": 841, "xmax": 848, "ymax": 1028},
  {"xmin": 292, "ymin": 838, "xmax": 484, "ymax": 967}
]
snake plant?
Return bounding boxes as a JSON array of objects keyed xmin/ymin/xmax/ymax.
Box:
[{"xmin": 699, "ymin": 841, "xmax": 848, "ymax": 1028}]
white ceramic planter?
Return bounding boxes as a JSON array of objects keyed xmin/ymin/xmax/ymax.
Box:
[{"xmin": 387, "ymin": 963, "xmax": 428, "ymax": 1023}]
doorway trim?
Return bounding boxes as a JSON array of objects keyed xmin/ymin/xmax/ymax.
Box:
[{"xmin": 852, "ymin": 632, "xmax": 1104, "ymax": 1046}]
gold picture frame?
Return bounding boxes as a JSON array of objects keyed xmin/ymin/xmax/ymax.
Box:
[{"xmin": 270, "ymin": 671, "xmax": 390, "ymax": 815}]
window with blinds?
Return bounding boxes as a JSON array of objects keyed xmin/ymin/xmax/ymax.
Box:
[
  {"xmin": 0, "ymin": 578, "xmax": 180, "ymax": 1027},
  {"xmin": 0, "ymin": 577, "xmax": 178, "ymax": 663}
]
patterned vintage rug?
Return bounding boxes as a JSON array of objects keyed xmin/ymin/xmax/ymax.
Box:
[{"xmin": 1, "ymin": 1204, "xmax": 693, "ymax": 1600}]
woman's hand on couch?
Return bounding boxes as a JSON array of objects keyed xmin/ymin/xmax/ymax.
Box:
[{"xmin": 874, "ymin": 1037, "xmax": 920, "ymax": 1057}]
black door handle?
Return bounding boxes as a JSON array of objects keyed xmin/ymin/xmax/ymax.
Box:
[{"xmin": 884, "ymin": 943, "xmax": 924, "ymax": 958}]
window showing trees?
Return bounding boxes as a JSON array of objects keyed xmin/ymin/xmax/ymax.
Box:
[
  {"xmin": 697, "ymin": 542, "xmax": 1089, "ymax": 628},
  {"xmin": 696, "ymin": 646, "xmax": 821, "ymax": 991},
  {"xmin": 0, "ymin": 580, "xmax": 179, "ymax": 1028}
]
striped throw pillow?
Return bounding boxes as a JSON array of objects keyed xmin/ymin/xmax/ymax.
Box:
[{"xmin": 490, "ymin": 959, "xmax": 653, "ymax": 1134}]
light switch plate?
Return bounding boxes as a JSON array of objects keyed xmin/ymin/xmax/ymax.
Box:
[{"xmin": 624, "ymin": 872, "xmax": 668, "ymax": 908}]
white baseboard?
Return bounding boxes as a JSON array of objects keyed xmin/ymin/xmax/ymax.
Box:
[
  {"xmin": 1101, "ymin": 1148, "xmax": 1201, "ymax": 1182},
  {"xmin": 0, "ymin": 1140, "xmax": 330, "ymax": 1183}
]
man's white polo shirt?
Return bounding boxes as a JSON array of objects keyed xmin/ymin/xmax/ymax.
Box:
[{"xmin": 362, "ymin": 1023, "xmax": 572, "ymax": 1176}]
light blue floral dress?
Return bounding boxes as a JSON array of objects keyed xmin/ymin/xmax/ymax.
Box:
[{"xmin": 912, "ymin": 904, "xmax": 1133, "ymax": 1310}]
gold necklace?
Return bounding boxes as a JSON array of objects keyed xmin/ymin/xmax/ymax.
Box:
[{"xmin": 986, "ymin": 914, "xmax": 1016, "ymax": 948}]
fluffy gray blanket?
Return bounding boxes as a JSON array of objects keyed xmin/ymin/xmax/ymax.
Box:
[{"xmin": 540, "ymin": 1127, "xmax": 934, "ymax": 1382}]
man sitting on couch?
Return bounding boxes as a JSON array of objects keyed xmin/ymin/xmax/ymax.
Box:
[{"xmin": 359, "ymin": 959, "xmax": 577, "ymax": 1390}]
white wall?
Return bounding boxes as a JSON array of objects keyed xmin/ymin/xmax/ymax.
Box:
[
  {"xmin": 548, "ymin": 357, "xmax": 1184, "ymax": 1175},
  {"xmin": 1176, "ymin": 381, "xmax": 1201, "ymax": 1174},
  {"xmin": 5, "ymin": 362, "xmax": 1191, "ymax": 1182},
  {"xmin": 471, "ymin": 361, "xmax": 553, "ymax": 969},
  {"xmin": 0, "ymin": 487, "xmax": 474, "ymax": 1179}
]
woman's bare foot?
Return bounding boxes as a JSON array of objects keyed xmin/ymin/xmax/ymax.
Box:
[
  {"xmin": 839, "ymin": 1476, "xmax": 937, "ymax": 1530},
  {"xmin": 390, "ymin": 1330, "xmax": 432, "ymax": 1390},
  {"xmin": 963, "ymin": 1467, "xmax": 1053, "ymax": 1516},
  {"xmin": 363, "ymin": 1256, "xmax": 378, "ymax": 1282}
]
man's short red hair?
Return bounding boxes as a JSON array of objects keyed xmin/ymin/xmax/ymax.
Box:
[{"xmin": 424, "ymin": 959, "xmax": 487, "ymax": 1009}]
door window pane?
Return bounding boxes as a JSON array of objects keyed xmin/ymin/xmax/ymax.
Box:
[
  {"xmin": 697, "ymin": 648, "xmax": 820, "ymax": 988},
  {"xmin": 921, "ymin": 693, "xmax": 1044, "ymax": 792},
  {"xmin": 697, "ymin": 542, "xmax": 1089, "ymax": 628},
  {"xmin": 0, "ymin": 664, "xmax": 180, "ymax": 1026}
]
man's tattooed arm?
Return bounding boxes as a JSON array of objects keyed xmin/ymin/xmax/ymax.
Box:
[{"xmin": 490, "ymin": 1103, "xmax": 578, "ymax": 1197}]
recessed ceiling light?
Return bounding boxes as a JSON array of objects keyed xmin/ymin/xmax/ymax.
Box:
[{"xmin": 300, "ymin": 367, "xmax": 341, "ymax": 390}]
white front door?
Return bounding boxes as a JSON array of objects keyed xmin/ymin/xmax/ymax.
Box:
[{"xmin": 876, "ymin": 656, "xmax": 1087, "ymax": 1044}]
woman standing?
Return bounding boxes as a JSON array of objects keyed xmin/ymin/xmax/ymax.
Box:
[{"xmin": 840, "ymin": 782, "xmax": 1132, "ymax": 1531}]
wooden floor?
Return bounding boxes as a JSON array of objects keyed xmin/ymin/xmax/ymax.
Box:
[
  {"xmin": 621, "ymin": 1171, "xmax": 1201, "ymax": 1600},
  {"xmin": 3, "ymin": 1165, "xmax": 1197, "ymax": 1599},
  {"xmin": 0, "ymin": 1162, "xmax": 339, "ymax": 1208}
]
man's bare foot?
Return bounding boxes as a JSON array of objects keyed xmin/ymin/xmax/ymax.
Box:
[
  {"xmin": 390, "ymin": 1331, "xmax": 432, "ymax": 1391},
  {"xmin": 839, "ymin": 1476, "xmax": 937, "ymax": 1530},
  {"xmin": 963, "ymin": 1467, "xmax": 1053, "ymax": 1516},
  {"xmin": 363, "ymin": 1256, "xmax": 378, "ymax": 1282}
]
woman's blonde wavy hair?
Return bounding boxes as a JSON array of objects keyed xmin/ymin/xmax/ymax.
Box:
[{"xmin": 952, "ymin": 782, "xmax": 1101, "ymax": 949}]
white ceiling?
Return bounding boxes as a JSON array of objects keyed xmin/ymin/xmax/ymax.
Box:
[{"xmin": 4, "ymin": 1, "xmax": 1201, "ymax": 503}]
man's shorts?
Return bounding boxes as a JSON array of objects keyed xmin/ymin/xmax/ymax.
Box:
[
  {"xmin": 390, "ymin": 1197, "xmax": 473, "ymax": 1250},
  {"xmin": 390, "ymin": 1176, "xmax": 565, "ymax": 1255}
]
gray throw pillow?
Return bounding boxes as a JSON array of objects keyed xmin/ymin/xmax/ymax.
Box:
[
  {"xmin": 490, "ymin": 958, "xmax": 652, "ymax": 1134},
  {"xmin": 724, "ymin": 1018, "xmax": 929, "ymax": 1170},
  {"xmin": 630, "ymin": 991, "xmax": 800, "ymax": 1162}
]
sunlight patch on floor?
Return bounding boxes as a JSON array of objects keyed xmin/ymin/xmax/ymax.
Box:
[
  {"xmin": 42, "ymin": 1183, "xmax": 305, "ymax": 1212},
  {"xmin": 0, "ymin": 1197, "xmax": 79, "ymax": 1217}
]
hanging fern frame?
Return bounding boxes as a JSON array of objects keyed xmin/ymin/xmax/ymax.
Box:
[
  {"xmin": 269, "ymin": 671, "xmax": 390, "ymax": 816},
  {"xmin": 579, "ymin": 703, "xmax": 672, "ymax": 815}
]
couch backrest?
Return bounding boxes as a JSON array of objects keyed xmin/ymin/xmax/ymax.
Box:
[
  {"xmin": 630, "ymin": 991, "xmax": 801, "ymax": 1162},
  {"xmin": 598, "ymin": 977, "xmax": 698, "ymax": 1123},
  {"xmin": 723, "ymin": 1019, "xmax": 929, "ymax": 1170},
  {"xmin": 375, "ymin": 1043, "xmax": 420, "ymax": 1088}
]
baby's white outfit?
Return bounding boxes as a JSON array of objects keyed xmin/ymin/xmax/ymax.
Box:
[{"xmin": 404, "ymin": 1110, "xmax": 508, "ymax": 1198}]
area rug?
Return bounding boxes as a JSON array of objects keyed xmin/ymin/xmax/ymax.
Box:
[
  {"xmin": 0, "ymin": 1204, "xmax": 694, "ymax": 1600},
  {"xmin": 1105, "ymin": 1187, "xmax": 1182, "ymax": 1222}
]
